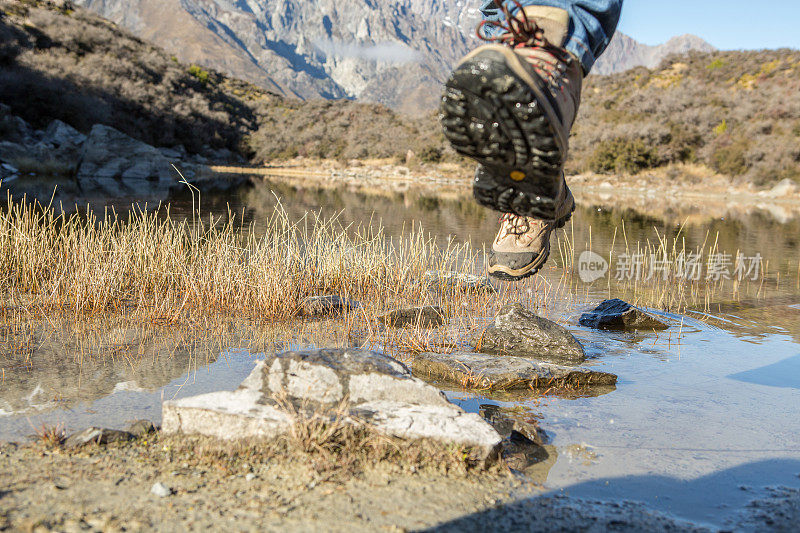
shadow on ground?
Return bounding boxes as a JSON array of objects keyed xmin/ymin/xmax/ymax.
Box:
[{"xmin": 425, "ymin": 458, "xmax": 800, "ymax": 532}]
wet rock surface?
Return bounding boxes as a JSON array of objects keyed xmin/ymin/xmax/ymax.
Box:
[
  {"xmin": 298, "ymin": 295, "xmax": 361, "ymax": 318},
  {"xmin": 424, "ymin": 271, "xmax": 496, "ymax": 293},
  {"xmin": 479, "ymin": 404, "xmax": 547, "ymax": 446},
  {"xmin": 379, "ymin": 306, "xmax": 445, "ymax": 328},
  {"xmin": 476, "ymin": 304, "xmax": 586, "ymax": 364},
  {"xmin": 580, "ymin": 299, "xmax": 669, "ymax": 331},
  {"xmin": 63, "ymin": 427, "xmax": 134, "ymax": 448},
  {"xmin": 162, "ymin": 348, "xmax": 502, "ymax": 464},
  {"xmin": 414, "ymin": 351, "xmax": 616, "ymax": 391}
]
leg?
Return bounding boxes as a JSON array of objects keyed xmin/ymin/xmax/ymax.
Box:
[{"xmin": 441, "ymin": 1, "xmax": 621, "ymax": 280}]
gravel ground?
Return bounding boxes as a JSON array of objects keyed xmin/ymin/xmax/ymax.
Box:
[{"xmin": 2, "ymin": 437, "xmax": 793, "ymax": 532}]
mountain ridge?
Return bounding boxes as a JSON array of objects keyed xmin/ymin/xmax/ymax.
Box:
[{"xmin": 75, "ymin": 0, "xmax": 714, "ymax": 111}]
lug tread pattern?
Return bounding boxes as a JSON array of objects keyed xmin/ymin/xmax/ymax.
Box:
[{"xmin": 440, "ymin": 51, "xmax": 565, "ymax": 217}]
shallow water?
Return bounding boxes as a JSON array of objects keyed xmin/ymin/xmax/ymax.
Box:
[{"xmin": 2, "ymin": 178, "xmax": 800, "ymax": 527}]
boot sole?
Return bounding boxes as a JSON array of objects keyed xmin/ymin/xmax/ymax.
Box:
[
  {"xmin": 440, "ymin": 46, "xmax": 565, "ymax": 219},
  {"xmin": 487, "ymin": 195, "xmax": 575, "ymax": 282}
]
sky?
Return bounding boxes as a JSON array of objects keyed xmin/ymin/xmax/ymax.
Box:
[{"xmin": 616, "ymin": 0, "xmax": 800, "ymax": 50}]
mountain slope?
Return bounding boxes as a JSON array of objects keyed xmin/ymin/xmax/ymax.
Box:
[
  {"xmin": 75, "ymin": 0, "xmax": 715, "ymax": 112},
  {"xmin": 593, "ymin": 32, "xmax": 716, "ymax": 75}
]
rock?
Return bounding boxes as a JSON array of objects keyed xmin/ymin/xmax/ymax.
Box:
[
  {"xmin": 476, "ymin": 304, "xmax": 586, "ymax": 364},
  {"xmin": 245, "ymin": 473, "xmax": 256, "ymax": 482},
  {"xmin": 126, "ymin": 419, "xmax": 157, "ymax": 437},
  {"xmin": 76, "ymin": 125, "xmax": 174, "ymax": 199},
  {"xmin": 157, "ymin": 147, "xmax": 184, "ymax": 160},
  {"xmin": 63, "ymin": 427, "xmax": 134, "ymax": 448},
  {"xmin": 150, "ymin": 482, "xmax": 172, "ymax": 497},
  {"xmin": 298, "ymin": 295, "xmax": 360, "ymax": 318},
  {"xmin": 424, "ymin": 271, "xmax": 496, "ymax": 293},
  {"xmin": 0, "ymin": 141, "xmax": 29, "ymax": 164},
  {"xmin": 579, "ymin": 299, "xmax": 669, "ymax": 331},
  {"xmin": 414, "ymin": 351, "xmax": 616, "ymax": 391},
  {"xmin": 479, "ymin": 404, "xmax": 547, "ymax": 445},
  {"xmin": 163, "ymin": 348, "xmax": 502, "ymax": 464},
  {"xmin": 1, "ymin": 163, "xmax": 19, "ymax": 174},
  {"xmin": 44, "ymin": 120, "xmax": 86, "ymax": 148},
  {"xmin": 379, "ymin": 306, "xmax": 445, "ymax": 328}
]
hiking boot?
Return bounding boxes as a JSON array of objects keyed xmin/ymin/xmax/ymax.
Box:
[
  {"xmin": 440, "ymin": 4, "xmax": 582, "ymax": 219},
  {"xmin": 488, "ymin": 178, "xmax": 574, "ymax": 281}
]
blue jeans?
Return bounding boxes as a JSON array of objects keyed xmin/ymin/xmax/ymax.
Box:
[{"xmin": 479, "ymin": 0, "xmax": 622, "ymax": 74}]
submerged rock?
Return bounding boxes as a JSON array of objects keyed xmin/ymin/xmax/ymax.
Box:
[
  {"xmin": 162, "ymin": 348, "xmax": 502, "ymax": 464},
  {"xmin": 424, "ymin": 271, "xmax": 496, "ymax": 293},
  {"xmin": 476, "ymin": 304, "xmax": 586, "ymax": 364},
  {"xmin": 414, "ymin": 351, "xmax": 616, "ymax": 391},
  {"xmin": 579, "ymin": 299, "xmax": 669, "ymax": 331},
  {"xmin": 298, "ymin": 295, "xmax": 360, "ymax": 318},
  {"xmin": 379, "ymin": 306, "xmax": 445, "ymax": 328},
  {"xmin": 63, "ymin": 427, "xmax": 134, "ymax": 448}
]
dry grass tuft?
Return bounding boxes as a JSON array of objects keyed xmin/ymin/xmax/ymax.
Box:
[{"xmin": 0, "ymin": 192, "xmax": 501, "ymax": 323}]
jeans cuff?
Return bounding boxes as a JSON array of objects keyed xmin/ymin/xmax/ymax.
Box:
[{"xmin": 565, "ymin": 36, "xmax": 594, "ymax": 75}]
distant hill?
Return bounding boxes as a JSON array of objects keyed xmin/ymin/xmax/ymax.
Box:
[
  {"xmin": 74, "ymin": 0, "xmax": 714, "ymax": 112},
  {"xmin": 593, "ymin": 33, "xmax": 716, "ymax": 75},
  {"xmin": 2, "ymin": 1, "xmax": 797, "ymax": 187}
]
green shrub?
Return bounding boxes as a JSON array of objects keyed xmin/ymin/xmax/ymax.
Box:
[
  {"xmin": 418, "ymin": 146, "xmax": 442, "ymax": 164},
  {"xmin": 587, "ymin": 138, "xmax": 659, "ymax": 174},
  {"xmin": 710, "ymin": 137, "xmax": 749, "ymax": 176},
  {"xmin": 188, "ymin": 64, "xmax": 209, "ymax": 84}
]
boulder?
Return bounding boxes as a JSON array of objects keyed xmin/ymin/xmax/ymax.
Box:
[
  {"xmin": 63, "ymin": 427, "xmax": 134, "ymax": 448},
  {"xmin": 298, "ymin": 295, "xmax": 360, "ymax": 318},
  {"xmin": 162, "ymin": 348, "xmax": 502, "ymax": 464},
  {"xmin": 424, "ymin": 271, "xmax": 496, "ymax": 293},
  {"xmin": 44, "ymin": 120, "xmax": 86, "ymax": 149},
  {"xmin": 414, "ymin": 351, "xmax": 616, "ymax": 391},
  {"xmin": 76, "ymin": 125, "xmax": 174, "ymax": 199},
  {"xmin": 379, "ymin": 306, "xmax": 445, "ymax": 328},
  {"xmin": 579, "ymin": 299, "xmax": 669, "ymax": 331},
  {"xmin": 476, "ymin": 304, "xmax": 586, "ymax": 364}
]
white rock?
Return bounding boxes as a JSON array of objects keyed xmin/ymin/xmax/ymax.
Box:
[
  {"xmin": 151, "ymin": 482, "xmax": 172, "ymax": 497},
  {"xmin": 162, "ymin": 349, "xmax": 502, "ymax": 464}
]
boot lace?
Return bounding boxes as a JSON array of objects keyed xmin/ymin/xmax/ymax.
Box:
[
  {"xmin": 499, "ymin": 213, "xmax": 546, "ymax": 243},
  {"xmin": 476, "ymin": 0, "xmax": 571, "ymax": 84}
]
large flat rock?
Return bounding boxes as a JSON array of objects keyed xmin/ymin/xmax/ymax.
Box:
[
  {"xmin": 163, "ymin": 348, "xmax": 501, "ymax": 464},
  {"xmin": 476, "ymin": 304, "xmax": 586, "ymax": 364},
  {"xmin": 414, "ymin": 351, "xmax": 616, "ymax": 391}
]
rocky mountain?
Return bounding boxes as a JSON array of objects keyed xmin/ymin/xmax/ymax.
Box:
[
  {"xmin": 75, "ymin": 0, "xmax": 714, "ymax": 112},
  {"xmin": 593, "ymin": 32, "xmax": 716, "ymax": 75}
]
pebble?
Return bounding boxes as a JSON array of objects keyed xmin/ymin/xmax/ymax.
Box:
[
  {"xmin": 151, "ymin": 482, "xmax": 172, "ymax": 497},
  {"xmin": 246, "ymin": 473, "xmax": 256, "ymax": 482}
]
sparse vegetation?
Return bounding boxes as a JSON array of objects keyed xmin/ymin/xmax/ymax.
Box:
[{"xmin": 572, "ymin": 49, "xmax": 800, "ymax": 185}]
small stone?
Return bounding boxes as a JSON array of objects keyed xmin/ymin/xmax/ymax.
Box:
[
  {"xmin": 378, "ymin": 306, "xmax": 445, "ymax": 328},
  {"xmin": 414, "ymin": 351, "xmax": 616, "ymax": 391},
  {"xmin": 126, "ymin": 419, "xmax": 157, "ymax": 437},
  {"xmin": 246, "ymin": 473, "xmax": 256, "ymax": 482},
  {"xmin": 476, "ymin": 304, "xmax": 586, "ymax": 364},
  {"xmin": 579, "ymin": 299, "xmax": 669, "ymax": 331},
  {"xmin": 150, "ymin": 482, "xmax": 172, "ymax": 497},
  {"xmin": 298, "ymin": 295, "xmax": 360, "ymax": 318},
  {"xmin": 63, "ymin": 427, "xmax": 134, "ymax": 448}
]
